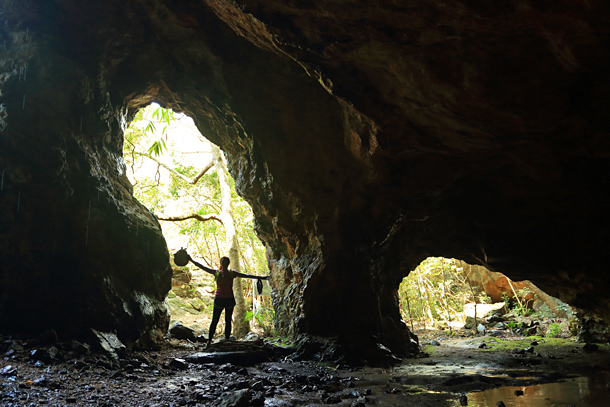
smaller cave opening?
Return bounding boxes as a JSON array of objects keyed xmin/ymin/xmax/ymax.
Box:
[
  {"xmin": 122, "ymin": 103, "xmax": 274, "ymax": 342},
  {"xmin": 395, "ymin": 259, "xmax": 610, "ymax": 407},
  {"xmin": 398, "ymin": 257, "xmax": 577, "ymax": 342}
]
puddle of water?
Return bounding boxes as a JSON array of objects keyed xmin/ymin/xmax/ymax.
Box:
[
  {"xmin": 464, "ymin": 376, "xmax": 610, "ymax": 407},
  {"xmin": 397, "ymin": 362, "xmax": 536, "ymax": 379}
]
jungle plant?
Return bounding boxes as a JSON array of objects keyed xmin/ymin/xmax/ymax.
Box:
[
  {"xmin": 506, "ymin": 321, "xmax": 519, "ymax": 332},
  {"xmin": 399, "ymin": 258, "xmax": 475, "ymax": 331},
  {"xmin": 399, "ymin": 258, "xmax": 545, "ymax": 335},
  {"xmin": 546, "ymin": 322, "xmax": 562, "ymax": 338}
]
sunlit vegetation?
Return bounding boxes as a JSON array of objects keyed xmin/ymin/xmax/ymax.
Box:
[
  {"xmin": 123, "ymin": 104, "xmax": 274, "ymax": 336},
  {"xmin": 399, "ymin": 258, "xmax": 481, "ymax": 331},
  {"xmin": 398, "ymin": 257, "xmax": 570, "ymax": 338},
  {"xmin": 398, "ymin": 257, "xmax": 580, "ymax": 339}
]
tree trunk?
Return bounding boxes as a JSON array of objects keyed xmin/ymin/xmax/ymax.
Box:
[{"xmin": 212, "ymin": 144, "xmax": 250, "ymax": 338}]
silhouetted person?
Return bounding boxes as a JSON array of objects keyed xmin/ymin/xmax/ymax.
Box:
[{"xmin": 185, "ymin": 252, "xmax": 268, "ymax": 347}]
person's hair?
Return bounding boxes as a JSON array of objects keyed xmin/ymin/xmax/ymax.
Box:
[{"xmin": 220, "ymin": 256, "xmax": 230, "ymax": 268}]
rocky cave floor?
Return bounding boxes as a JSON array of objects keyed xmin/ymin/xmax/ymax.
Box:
[{"xmin": 1, "ymin": 331, "xmax": 609, "ymax": 407}]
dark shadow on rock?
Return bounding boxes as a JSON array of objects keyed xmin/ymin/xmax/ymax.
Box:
[{"xmin": 184, "ymin": 340, "xmax": 296, "ymax": 366}]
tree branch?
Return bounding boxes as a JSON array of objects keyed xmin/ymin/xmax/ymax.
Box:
[
  {"xmin": 134, "ymin": 151, "xmax": 213, "ymax": 184},
  {"xmin": 157, "ymin": 213, "xmax": 223, "ymax": 224},
  {"xmin": 192, "ymin": 161, "xmax": 214, "ymax": 184}
]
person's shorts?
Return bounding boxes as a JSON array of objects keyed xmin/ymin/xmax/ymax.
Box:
[{"xmin": 214, "ymin": 297, "xmax": 236, "ymax": 309}]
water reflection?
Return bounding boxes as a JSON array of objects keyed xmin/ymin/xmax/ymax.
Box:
[{"xmin": 465, "ymin": 376, "xmax": 609, "ymax": 407}]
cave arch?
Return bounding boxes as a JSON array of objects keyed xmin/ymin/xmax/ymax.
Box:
[
  {"xmin": 123, "ymin": 103, "xmax": 273, "ymax": 338},
  {"xmin": 398, "ymin": 257, "xmax": 576, "ymax": 336},
  {"xmin": 1, "ymin": 1, "xmax": 609, "ymax": 365}
]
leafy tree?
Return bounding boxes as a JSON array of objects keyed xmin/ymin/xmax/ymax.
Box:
[
  {"xmin": 123, "ymin": 104, "xmax": 270, "ymax": 337},
  {"xmin": 398, "ymin": 258, "xmax": 476, "ymax": 330}
]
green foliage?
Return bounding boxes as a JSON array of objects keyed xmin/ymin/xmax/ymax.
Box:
[
  {"xmin": 265, "ymin": 336, "xmax": 293, "ymax": 347},
  {"xmin": 253, "ymin": 298, "xmax": 276, "ymax": 337},
  {"xmin": 398, "ymin": 258, "xmax": 474, "ymax": 329},
  {"xmin": 546, "ymin": 322, "xmax": 562, "ymax": 338},
  {"xmin": 506, "ymin": 321, "xmax": 518, "ymax": 332},
  {"xmin": 478, "ymin": 293, "xmax": 492, "ymax": 304},
  {"xmin": 148, "ymin": 138, "xmax": 167, "ymax": 157},
  {"xmin": 145, "ymin": 105, "xmax": 175, "ymax": 157},
  {"xmin": 501, "ymin": 293, "xmax": 512, "ymax": 311},
  {"xmin": 151, "ymin": 105, "xmax": 175, "ymax": 131},
  {"xmin": 244, "ymin": 311, "xmax": 254, "ymax": 323},
  {"xmin": 476, "ymin": 336, "xmax": 577, "ymax": 352},
  {"xmin": 184, "ymin": 285, "xmax": 198, "ymax": 299},
  {"xmin": 123, "ymin": 103, "xmax": 273, "ymax": 332},
  {"xmin": 502, "ymin": 290, "xmax": 533, "ymax": 317}
]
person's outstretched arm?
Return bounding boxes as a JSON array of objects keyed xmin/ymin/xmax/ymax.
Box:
[
  {"xmin": 187, "ymin": 255, "xmax": 216, "ymax": 275},
  {"xmin": 234, "ymin": 271, "xmax": 269, "ymax": 280}
]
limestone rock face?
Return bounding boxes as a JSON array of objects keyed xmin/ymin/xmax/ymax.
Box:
[{"xmin": 1, "ymin": 1, "xmax": 609, "ymax": 363}]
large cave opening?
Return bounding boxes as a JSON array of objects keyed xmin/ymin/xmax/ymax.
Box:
[{"xmin": 122, "ymin": 103, "xmax": 274, "ymax": 341}]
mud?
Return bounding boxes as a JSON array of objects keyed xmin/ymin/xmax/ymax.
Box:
[{"xmin": 1, "ymin": 334, "xmax": 609, "ymax": 406}]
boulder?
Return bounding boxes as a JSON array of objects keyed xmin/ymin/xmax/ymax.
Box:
[
  {"xmin": 464, "ymin": 265, "xmax": 572, "ymax": 318},
  {"xmin": 463, "ymin": 303, "xmax": 507, "ymax": 329},
  {"xmin": 185, "ymin": 351, "xmax": 269, "ymax": 367},
  {"xmin": 577, "ymin": 314, "xmax": 610, "ymax": 344},
  {"xmin": 464, "ymin": 303, "xmax": 507, "ymax": 319},
  {"xmin": 71, "ymin": 340, "xmax": 91, "ymax": 356},
  {"xmin": 30, "ymin": 347, "xmax": 59, "ymax": 364},
  {"xmin": 169, "ymin": 322, "xmax": 198, "ymax": 342},
  {"xmin": 0, "ymin": 365, "xmax": 17, "ymax": 376},
  {"xmin": 172, "ymin": 268, "xmax": 192, "ymax": 286},
  {"xmin": 90, "ymin": 329, "xmax": 126, "ymax": 362},
  {"xmin": 217, "ymin": 389, "xmax": 251, "ymax": 407}
]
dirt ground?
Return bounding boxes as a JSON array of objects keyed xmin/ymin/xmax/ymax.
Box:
[{"xmin": 1, "ymin": 330, "xmax": 609, "ymax": 406}]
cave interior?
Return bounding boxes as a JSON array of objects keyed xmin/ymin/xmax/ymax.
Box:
[{"xmin": 0, "ymin": 0, "xmax": 609, "ymax": 365}]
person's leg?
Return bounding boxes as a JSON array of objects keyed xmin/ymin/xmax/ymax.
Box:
[
  {"xmin": 224, "ymin": 305, "xmax": 234, "ymax": 340},
  {"xmin": 208, "ymin": 304, "xmax": 223, "ymax": 345}
]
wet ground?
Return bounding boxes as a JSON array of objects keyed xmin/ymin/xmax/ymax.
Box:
[
  {"xmin": 466, "ymin": 377, "xmax": 609, "ymax": 407},
  {"xmin": 1, "ymin": 333, "xmax": 609, "ymax": 406}
]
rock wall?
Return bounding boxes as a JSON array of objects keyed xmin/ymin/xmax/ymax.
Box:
[
  {"xmin": 463, "ymin": 263, "xmax": 571, "ymax": 318},
  {"xmin": 0, "ymin": 1, "xmax": 172, "ymax": 346},
  {"xmin": 1, "ymin": 0, "xmax": 609, "ymax": 364}
]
